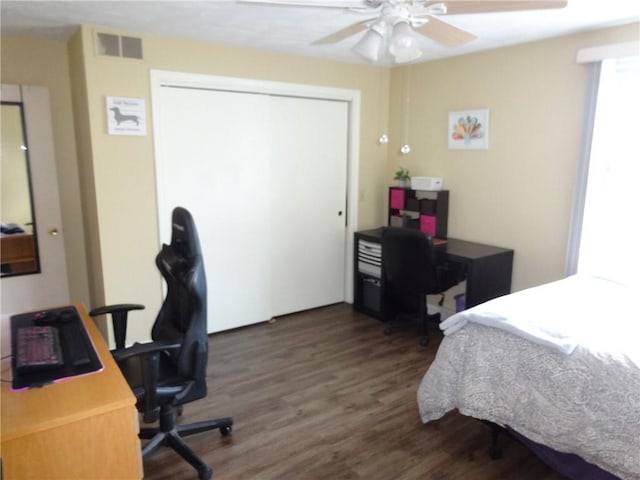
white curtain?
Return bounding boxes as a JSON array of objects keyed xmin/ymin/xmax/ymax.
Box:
[{"xmin": 570, "ymin": 55, "xmax": 640, "ymax": 285}]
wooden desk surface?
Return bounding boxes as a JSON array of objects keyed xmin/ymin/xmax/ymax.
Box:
[{"xmin": 1, "ymin": 303, "xmax": 142, "ymax": 479}]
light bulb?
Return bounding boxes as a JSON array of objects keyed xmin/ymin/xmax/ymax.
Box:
[
  {"xmin": 390, "ymin": 22, "xmax": 416, "ymax": 53},
  {"xmin": 353, "ymin": 22, "xmax": 385, "ymax": 62},
  {"xmin": 389, "ymin": 21, "xmax": 422, "ymax": 64}
]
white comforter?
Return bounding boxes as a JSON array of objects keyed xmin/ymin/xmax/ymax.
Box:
[
  {"xmin": 418, "ymin": 276, "xmax": 640, "ymax": 479},
  {"xmin": 440, "ymin": 275, "xmax": 639, "ymax": 364}
]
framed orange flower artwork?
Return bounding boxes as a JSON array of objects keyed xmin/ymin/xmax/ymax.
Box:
[{"xmin": 448, "ymin": 109, "xmax": 489, "ymax": 150}]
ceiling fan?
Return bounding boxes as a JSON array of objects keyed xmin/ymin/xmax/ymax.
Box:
[{"xmin": 238, "ymin": 0, "xmax": 568, "ymax": 63}]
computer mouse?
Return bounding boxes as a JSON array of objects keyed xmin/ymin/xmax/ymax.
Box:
[{"xmin": 33, "ymin": 311, "xmax": 61, "ymax": 324}]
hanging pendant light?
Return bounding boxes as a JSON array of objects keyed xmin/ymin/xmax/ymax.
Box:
[{"xmin": 400, "ymin": 66, "xmax": 412, "ymax": 155}]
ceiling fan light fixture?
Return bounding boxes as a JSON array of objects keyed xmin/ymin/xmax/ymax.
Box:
[
  {"xmin": 389, "ymin": 20, "xmax": 422, "ymax": 63},
  {"xmin": 392, "ymin": 45, "xmax": 422, "ymax": 63},
  {"xmin": 353, "ymin": 23, "xmax": 384, "ymax": 62},
  {"xmin": 429, "ymin": 2, "xmax": 447, "ymax": 15}
]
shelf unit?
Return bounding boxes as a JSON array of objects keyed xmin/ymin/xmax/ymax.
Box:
[
  {"xmin": 388, "ymin": 187, "xmax": 449, "ymax": 239},
  {"xmin": 353, "ymin": 230, "xmax": 384, "ymax": 319}
]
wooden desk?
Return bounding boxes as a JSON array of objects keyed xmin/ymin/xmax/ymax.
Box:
[
  {"xmin": 0, "ymin": 233, "xmax": 37, "ymax": 274},
  {"xmin": 437, "ymin": 237, "xmax": 514, "ymax": 308},
  {"xmin": 353, "ymin": 228, "xmax": 514, "ymax": 319},
  {"xmin": 1, "ymin": 304, "xmax": 143, "ymax": 479}
]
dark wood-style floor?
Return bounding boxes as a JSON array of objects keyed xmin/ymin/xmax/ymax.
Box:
[{"xmin": 143, "ymin": 303, "xmax": 565, "ymax": 480}]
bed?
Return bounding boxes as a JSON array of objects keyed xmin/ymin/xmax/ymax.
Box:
[{"xmin": 417, "ymin": 274, "xmax": 640, "ymax": 480}]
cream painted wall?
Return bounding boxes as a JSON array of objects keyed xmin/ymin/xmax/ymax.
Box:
[
  {"xmin": 388, "ymin": 22, "xmax": 639, "ymax": 293},
  {"xmin": 3, "ymin": 22, "xmax": 636, "ymax": 343},
  {"xmin": 0, "ymin": 36, "xmax": 90, "ymax": 307},
  {"xmin": 69, "ymin": 25, "xmax": 391, "ymax": 343}
]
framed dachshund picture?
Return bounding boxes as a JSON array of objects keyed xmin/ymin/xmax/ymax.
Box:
[{"xmin": 106, "ymin": 96, "xmax": 146, "ymax": 136}]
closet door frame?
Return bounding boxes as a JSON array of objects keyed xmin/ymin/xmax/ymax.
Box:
[{"xmin": 149, "ymin": 69, "xmax": 360, "ymax": 306}]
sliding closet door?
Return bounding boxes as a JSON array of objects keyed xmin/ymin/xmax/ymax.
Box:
[
  {"xmin": 153, "ymin": 75, "xmax": 352, "ymax": 333},
  {"xmin": 269, "ymin": 96, "xmax": 348, "ymax": 316},
  {"xmin": 155, "ymin": 86, "xmax": 273, "ymax": 332}
]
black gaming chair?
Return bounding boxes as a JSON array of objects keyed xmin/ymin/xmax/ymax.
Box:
[
  {"xmin": 381, "ymin": 227, "xmax": 460, "ymax": 346},
  {"xmin": 90, "ymin": 207, "xmax": 233, "ymax": 480}
]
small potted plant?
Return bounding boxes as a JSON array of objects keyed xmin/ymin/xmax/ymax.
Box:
[{"xmin": 394, "ymin": 167, "xmax": 411, "ymax": 188}]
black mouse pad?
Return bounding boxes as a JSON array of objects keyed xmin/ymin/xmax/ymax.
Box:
[{"xmin": 10, "ymin": 305, "xmax": 103, "ymax": 390}]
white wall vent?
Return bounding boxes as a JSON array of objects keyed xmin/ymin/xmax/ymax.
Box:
[{"xmin": 96, "ymin": 33, "xmax": 143, "ymax": 59}]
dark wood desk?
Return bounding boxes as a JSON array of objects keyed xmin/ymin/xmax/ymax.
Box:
[{"xmin": 353, "ymin": 228, "xmax": 514, "ymax": 319}]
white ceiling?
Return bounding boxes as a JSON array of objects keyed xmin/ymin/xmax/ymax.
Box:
[{"xmin": 1, "ymin": 1, "xmax": 639, "ymax": 66}]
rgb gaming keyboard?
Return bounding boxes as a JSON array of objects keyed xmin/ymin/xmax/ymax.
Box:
[{"xmin": 15, "ymin": 325, "xmax": 64, "ymax": 373}]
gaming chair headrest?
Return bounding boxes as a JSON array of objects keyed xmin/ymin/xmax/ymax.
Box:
[{"xmin": 170, "ymin": 207, "xmax": 202, "ymax": 260}]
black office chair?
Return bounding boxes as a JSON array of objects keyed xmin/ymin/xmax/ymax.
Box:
[
  {"xmin": 381, "ymin": 227, "xmax": 460, "ymax": 346},
  {"xmin": 90, "ymin": 207, "xmax": 233, "ymax": 480}
]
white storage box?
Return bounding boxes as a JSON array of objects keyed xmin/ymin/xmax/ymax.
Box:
[{"xmin": 411, "ymin": 177, "xmax": 443, "ymax": 191}]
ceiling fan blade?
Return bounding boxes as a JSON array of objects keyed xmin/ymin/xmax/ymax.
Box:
[
  {"xmin": 237, "ymin": 0, "xmax": 368, "ymax": 9},
  {"xmin": 427, "ymin": 0, "xmax": 567, "ymax": 15},
  {"xmin": 414, "ymin": 14, "xmax": 477, "ymax": 48},
  {"xmin": 312, "ymin": 19, "xmax": 372, "ymax": 45}
]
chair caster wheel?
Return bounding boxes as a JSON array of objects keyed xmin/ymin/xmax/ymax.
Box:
[
  {"xmin": 198, "ymin": 465, "xmax": 213, "ymax": 480},
  {"xmin": 220, "ymin": 425, "xmax": 232, "ymax": 436},
  {"xmin": 383, "ymin": 327, "xmax": 392, "ymax": 336},
  {"xmin": 419, "ymin": 336, "xmax": 429, "ymax": 347}
]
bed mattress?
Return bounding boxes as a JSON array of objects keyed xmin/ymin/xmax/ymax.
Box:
[{"xmin": 418, "ymin": 302, "xmax": 640, "ymax": 479}]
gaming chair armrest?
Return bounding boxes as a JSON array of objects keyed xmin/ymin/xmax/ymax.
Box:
[
  {"xmin": 89, "ymin": 303, "xmax": 145, "ymax": 350},
  {"xmin": 112, "ymin": 341, "xmax": 183, "ymax": 416},
  {"xmin": 111, "ymin": 340, "xmax": 180, "ymax": 362},
  {"xmin": 89, "ymin": 303, "xmax": 145, "ymax": 317}
]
